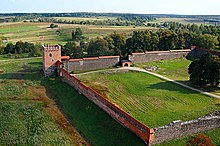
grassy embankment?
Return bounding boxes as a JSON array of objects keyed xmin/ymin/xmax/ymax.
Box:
[{"xmin": 0, "ymin": 58, "xmax": 145, "ymax": 146}]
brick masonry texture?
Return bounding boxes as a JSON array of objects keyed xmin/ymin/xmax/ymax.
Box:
[
  {"xmin": 129, "ymin": 50, "xmax": 191, "ymax": 63},
  {"xmin": 67, "ymin": 56, "xmax": 120, "ymax": 72}
]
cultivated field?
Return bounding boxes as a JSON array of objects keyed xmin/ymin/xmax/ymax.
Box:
[
  {"xmin": 0, "ymin": 58, "xmax": 145, "ymax": 146},
  {"xmin": 0, "ymin": 22, "xmax": 154, "ymax": 45},
  {"xmin": 157, "ymin": 18, "xmax": 205, "ymax": 25},
  {"xmin": 53, "ymin": 16, "xmax": 117, "ymax": 21},
  {"xmin": 78, "ymin": 71, "xmax": 220, "ymax": 128}
]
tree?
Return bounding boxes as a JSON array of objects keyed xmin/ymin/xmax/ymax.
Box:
[
  {"xmin": 187, "ymin": 134, "xmax": 214, "ymax": 146},
  {"xmin": 15, "ymin": 41, "xmax": 25, "ymax": 54},
  {"xmin": 29, "ymin": 43, "xmax": 41, "ymax": 57},
  {"xmin": 0, "ymin": 45, "xmax": 4, "ymax": 55},
  {"xmin": 72, "ymin": 28, "xmax": 83, "ymax": 41},
  {"xmin": 50, "ymin": 23, "xmax": 58, "ymax": 28},
  {"xmin": 159, "ymin": 30, "xmax": 177, "ymax": 50},
  {"xmin": 197, "ymin": 34, "xmax": 219, "ymax": 50},
  {"xmin": 4, "ymin": 43, "xmax": 14, "ymax": 54},
  {"xmin": 188, "ymin": 53, "xmax": 220, "ymax": 87},
  {"xmin": 63, "ymin": 42, "xmax": 83, "ymax": 58},
  {"xmin": 87, "ymin": 37, "xmax": 110, "ymax": 56},
  {"xmin": 109, "ymin": 32, "xmax": 126, "ymax": 56}
]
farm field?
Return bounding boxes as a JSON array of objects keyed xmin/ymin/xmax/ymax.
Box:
[
  {"xmin": 0, "ymin": 58, "xmax": 145, "ymax": 146},
  {"xmin": 77, "ymin": 71, "xmax": 220, "ymax": 128},
  {"xmin": 157, "ymin": 18, "xmax": 205, "ymax": 25},
  {"xmin": 0, "ymin": 22, "xmax": 155, "ymax": 44},
  {"xmin": 135, "ymin": 58, "xmax": 220, "ymax": 95},
  {"xmin": 53, "ymin": 16, "xmax": 117, "ymax": 21}
]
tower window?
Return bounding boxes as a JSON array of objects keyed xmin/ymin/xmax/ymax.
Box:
[{"xmin": 49, "ymin": 53, "xmax": 52, "ymax": 57}]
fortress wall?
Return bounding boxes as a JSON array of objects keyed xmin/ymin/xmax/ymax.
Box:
[
  {"xmin": 56, "ymin": 62, "xmax": 154, "ymax": 145},
  {"xmin": 67, "ymin": 56, "xmax": 120, "ymax": 72},
  {"xmin": 129, "ymin": 50, "xmax": 191, "ymax": 63},
  {"xmin": 152, "ymin": 111, "xmax": 220, "ymax": 144}
]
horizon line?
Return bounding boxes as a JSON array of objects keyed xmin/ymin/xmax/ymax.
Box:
[{"xmin": 0, "ymin": 11, "xmax": 220, "ymax": 16}]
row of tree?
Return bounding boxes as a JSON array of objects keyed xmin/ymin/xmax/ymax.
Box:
[
  {"xmin": 61, "ymin": 28, "xmax": 220, "ymax": 59},
  {"xmin": 0, "ymin": 41, "xmax": 41, "ymax": 57}
]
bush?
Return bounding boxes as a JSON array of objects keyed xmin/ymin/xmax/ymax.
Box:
[
  {"xmin": 49, "ymin": 23, "xmax": 58, "ymax": 28},
  {"xmin": 187, "ymin": 134, "xmax": 214, "ymax": 146}
]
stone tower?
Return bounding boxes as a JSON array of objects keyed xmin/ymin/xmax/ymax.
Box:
[{"xmin": 42, "ymin": 44, "xmax": 61, "ymax": 76}]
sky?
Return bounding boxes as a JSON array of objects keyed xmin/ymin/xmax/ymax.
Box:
[{"xmin": 1, "ymin": 0, "xmax": 220, "ymax": 15}]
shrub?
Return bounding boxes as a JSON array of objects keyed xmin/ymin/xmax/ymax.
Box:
[{"xmin": 187, "ymin": 134, "xmax": 214, "ymax": 146}]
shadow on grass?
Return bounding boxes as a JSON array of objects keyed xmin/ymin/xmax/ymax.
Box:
[
  {"xmin": 147, "ymin": 80, "xmax": 199, "ymax": 94},
  {"xmin": 41, "ymin": 75, "xmax": 145, "ymax": 146},
  {"xmin": 147, "ymin": 80, "xmax": 220, "ymax": 95},
  {"xmin": 0, "ymin": 62, "xmax": 43, "ymax": 81}
]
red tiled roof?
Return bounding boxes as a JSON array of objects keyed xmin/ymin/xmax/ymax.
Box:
[
  {"xmin": 99, "ymin": 56, "xmax": 120, "ymax": 59},
  {"xmin": 69, "ymin": 58, "xmax": 83, "ymax": 62},
  {"xmin": 61, "ymin": 56, "xmax": 70, "ymax": 60},
  {"xmin": 83, "ymin": 57, "xmax": 99, "ymax": 60}
]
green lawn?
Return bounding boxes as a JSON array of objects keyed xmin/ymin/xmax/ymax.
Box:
[
  {"xmin": 135, "ymin": 58, "xmax": 220, "ymax": 95},
  {"xmin": 78, "ymin": 71, "xmax": 220, "ymax": 128},
  {"xmin": 135, "ymin": 58, "xmax": 191, "ymax": 81}
]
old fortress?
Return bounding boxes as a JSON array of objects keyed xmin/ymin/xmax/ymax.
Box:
[{"xmin": 42, "ymin": 44, "xmax": 220, "ymax": 145}]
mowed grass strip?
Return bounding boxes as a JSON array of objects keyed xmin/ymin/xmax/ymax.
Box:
[{"xmin": 78, "ymin": 71, "xmax": 220, "ymax": 128}]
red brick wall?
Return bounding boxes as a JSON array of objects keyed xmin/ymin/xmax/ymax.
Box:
[
  {"xmin": 43, "ymin": 45, "xmax": 61, "ymax": 76},
  {"xmin": 56, "ymin": 61, "xmax": 154, "ymax": 145}
]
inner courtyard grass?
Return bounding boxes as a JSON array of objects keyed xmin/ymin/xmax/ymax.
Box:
[
  {"xmin": 135, "ymin": 58, "xmax": 191, "ymax": 81},
  {"xmin": 135, "ymin": 58, "xmax": 220, "ymax": 95},
  {"xmin": 78, "ymin": 71, "xmax": 220, "ymax": 128}
]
